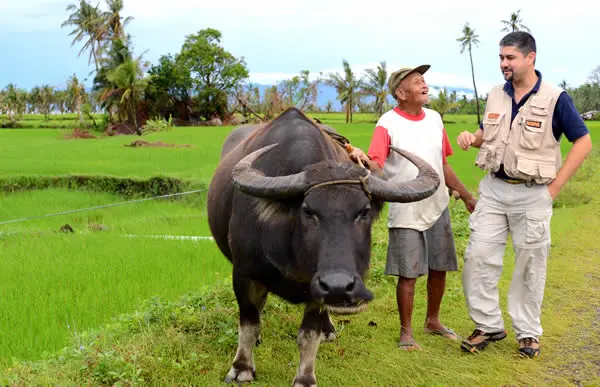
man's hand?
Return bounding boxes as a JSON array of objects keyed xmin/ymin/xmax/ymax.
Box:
[
  {"xmin": 463, "ymin": 195, "xmax": 477, "ymax": 213},
  {"xmin": 457, "ymin": 131, "xmax": 477, "ymax": 151},
  {"xmin": 347, "ymin": 145, "xmax": 370, "ymax": 165},
  {"xmin": 547, "ymin": 182, "xmax": 559, "ymax": 200}
]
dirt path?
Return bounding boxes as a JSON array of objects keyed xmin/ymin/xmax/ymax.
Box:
[{"xmin": 543, "ymin": 195, "xmax": 600, "ymax": 385}]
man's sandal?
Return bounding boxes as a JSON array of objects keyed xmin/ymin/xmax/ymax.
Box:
[
  {"xmin": 398, "ymin": 340, "xmax": 422, "ymax": 351},
  {"xmin": 460, "ymin": 329, "xmax": 507, "ymax": 353},
  {"xmin": 424, "ymin": 327, "xmax": 458, "ymax": 340}
]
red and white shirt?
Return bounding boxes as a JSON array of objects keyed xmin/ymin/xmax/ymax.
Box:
[{"xmin": 368, "ymin": 107, "xmax": 453, "ymax": 231}]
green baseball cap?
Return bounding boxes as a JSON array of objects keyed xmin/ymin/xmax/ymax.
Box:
[{"xmin": 388, "ymin": 64, "xmax": 431, "ymax": 95}]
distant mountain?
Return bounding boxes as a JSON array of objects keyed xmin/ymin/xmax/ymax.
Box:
[{"xmin": 249, "ymin": 83, "xmax": 476, "ymax": 111}]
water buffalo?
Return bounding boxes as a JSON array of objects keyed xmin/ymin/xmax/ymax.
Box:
[{"xmin": 206, "ymin": 107, "xmax": 440, "ymax": 386}]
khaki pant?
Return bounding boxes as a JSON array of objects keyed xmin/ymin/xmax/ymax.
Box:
[{"xmin": 463, "ymin": 172, "xmax": 553, "ymax": 341}]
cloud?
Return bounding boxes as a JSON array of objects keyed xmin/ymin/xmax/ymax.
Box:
[{"xmin": 248, "ymin": 62, "xmax": 495, "ymax": 95}]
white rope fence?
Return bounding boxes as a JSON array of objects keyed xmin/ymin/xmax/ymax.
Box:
[{"xmin": 0, "ymin": 189, "xmax": 207, "ymax": 226}]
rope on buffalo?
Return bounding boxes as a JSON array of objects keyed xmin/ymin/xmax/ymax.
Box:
[{"xmin": 303, "ymin": 173, "xmax": 372, "ymax": 200}]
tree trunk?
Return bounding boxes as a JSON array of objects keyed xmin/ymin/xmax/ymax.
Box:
[
  {"xmin": 469, "ymin": 47, "xmax": 481, "ymax": 125},
  {"xmin": 130, "ymin": 92, "xmax": 141, "ymax": 136},
  {"xmin": 91, "ymin": 41, "xmax": 99, "ymax": 72},
  {"xmin": 345, "ymin": 102, "xmax": 349, "ymax": 124},
  {"xmin": 77, "ymin": 95, "xmax": 83, "ymax": 125}
]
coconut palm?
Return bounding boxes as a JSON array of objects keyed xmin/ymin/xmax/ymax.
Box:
[
  {"xmin": 559, "ymin": 80, "xmax": 568, "ymax": 90},
  {"xmin": 457, "ymin": 22, "xmax": 482, "ymax": 125},
  {"xmin": 97, "ymin": 0, "xmax": 133, "ymax": 43},
  {"xmin": 501, "ymin": 10, "xmax": 531, "ymax": 33},
  {"xmin": 66, "ymin": 74, "xmax": 86, "ymax": 124},
  {"xmin": 3, "ymin": 84, "xmax": 28, "ymax": 121},
  {"xmin": 361, "ymin": 61, "xmax": 388, "ymax": 117},
  {"xmin": 104, "ymin": 57, "xmax": 148, "ymax": 134},
  {"xmin": 61, "ymin": 0, "xmax": 104, "ymax": 71},
  {"xmin": 29, "ymin": 86, "xmax": 41, "ymax": 114},
  {"xmin": 39, "ymin": 85, "xmax": 55, "ymax": 119},
  {"xmin": 325, "ymin": 60, "xmax": 361, "ymax": 123},
  {"xmin": 428, "ymin": 87, "xmax": 460, "ymax": 121}
]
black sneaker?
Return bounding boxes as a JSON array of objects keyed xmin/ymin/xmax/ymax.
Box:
[
  {"xmin": 461, "ymin": 329, "xmax": 507, "ymax": 353},
  {"xmin": 518, "ymin": 337, "xmax": 541, "ymax": 358}
]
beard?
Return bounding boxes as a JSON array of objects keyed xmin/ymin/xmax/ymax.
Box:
[{"xmin": 502, "ymin": 68, "xmax": 514, "ymax": 81}]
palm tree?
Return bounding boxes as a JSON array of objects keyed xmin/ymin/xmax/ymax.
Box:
[
  {"xmin": 105, "ymin": 58, "xmax": 148, "ymax": 134},
  {"xmin": 325, "ymin": 60, "xmax": 361, "ymax": 123},
  {"xmin": 457, "ymin": 22, "xmax": 482, "ymax": 125},
  {"xmin": 361, "ymin": 61, "xmax": 388, "ymax": 117},
  {"xmin": 39, "ymin": 85, "xmax": 55, "ymax": 119},
  {"xmin": 559, "ymin": 80, "xmax": 568, "ymax": 90},
  {"xmin": 428, "ymin": 87, "xmax": 460, "ymax": 121},
  {"xmin": 501, "ymin": 10, "xmax": 531, "ymax": 33},
  {"xmin": 3, "ymin": 84, "xmax": 27, "ymax": 121},
  {"xmin": 66, "ymin": 74, "xmax": 87, "ymax": 125},
  {"xmin": 97, "ymin": 0, "xmax": 133, "ymax": 43},
  {"xmin": 29, "ymin": 86, "xmax": 41, "ymax": 114},
  {"xmin": 325, "ymin": 100, "xmax": 333, "ymax": 113},
  {"xmin": 61, "ymin": 0, "xmax": 104, "ymax": 71}
]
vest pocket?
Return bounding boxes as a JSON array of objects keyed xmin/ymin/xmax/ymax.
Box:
[
  {"xmin": 515, "ymin": 156, "xmax": 557, "ymax": 180},
  {"xmin": 529, "ymin": 96, "xmax": 551, "ymax": 116},
  {"xmin": 520, "ymin": 119, "xmax": 545, "ymax": 150},
  {"xmin": 538, "ymin": 163, "xmax": 556, "ymax": 179},
  {"xmin": 475, "ymin": 144, "xmax": 498, "ymax": 170},
  {"xmin": 482, "ymin": 113, "xmax": 504, "ymax": 141}
]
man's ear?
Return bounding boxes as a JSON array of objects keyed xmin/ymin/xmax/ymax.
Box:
[{"xmin": 395, "ymin": 87, "xmax": 405, "ymax": 101}]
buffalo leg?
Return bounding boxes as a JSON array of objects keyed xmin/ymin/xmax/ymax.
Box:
[
  {"xmin": 292, "ymin": 303, "xmax": 325, "ymax": 387},
  {"xmin": 320, "ymin": 311, "xmax": 336, "ymax": 342},
  {"xmin": 225, "ymin": 277, "xmax": 268, "ymax": 384}
]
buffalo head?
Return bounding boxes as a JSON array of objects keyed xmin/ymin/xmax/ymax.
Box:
[{"xmin": 231, "ymin": 143, "xmax": 440, "ymax": 314}]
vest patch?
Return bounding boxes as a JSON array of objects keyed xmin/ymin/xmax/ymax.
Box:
[
  {"xmin": 525, "ymin": 120, "xmax": 542, "ymax": 128},
  {"xmin": 487, "ymin": 112, "xmax": 500, "ymax": 119}
]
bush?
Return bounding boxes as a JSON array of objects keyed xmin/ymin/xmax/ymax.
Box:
[
  {"xmin": 142, "ymin": 116, "xmax": 173, "ymax": 134},
  {"xmin": 0, "ymin": 175, "xmax": 191, "ymax": 198},
  {"xmin": 1, "ymin": 119, "xmax": 23, "ymax": 129}
]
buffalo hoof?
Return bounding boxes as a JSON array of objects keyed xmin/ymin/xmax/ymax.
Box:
[
  {"xmin": 320, "ymin": 315, "xmax": 337, "ymax": 342},
  {"xmin": 292, "ymin": 374, "xmax": 317, "ymax": 387},
  {"xmin": 224, "ymin": 367, "xmax": 255, "ymax": 384},
  {"xmin": 320, "ymin": 330, "xmax": 336, "ymax": 342}
]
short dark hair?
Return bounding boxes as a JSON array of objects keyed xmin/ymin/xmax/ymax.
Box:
[{"xmin": 499, "ymin": 31, "xmax": 536, "ymax": 57}]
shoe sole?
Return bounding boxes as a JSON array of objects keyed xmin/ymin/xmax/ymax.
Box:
[
  {"xmin": 461, "ymin": 330, "xmax": 507, "ymax": 353},
  {"xmin": 518, "ymin": 347, "xmax": 541, "ymax": 358}
]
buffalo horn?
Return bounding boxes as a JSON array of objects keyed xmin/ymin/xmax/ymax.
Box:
[
  {"xmin": 368, "ymin": 146, "xmax": 441, "ymax": 202},
  {"xmin": 232, "ymin": 143, "xmax": 308, "ymax": 198}
]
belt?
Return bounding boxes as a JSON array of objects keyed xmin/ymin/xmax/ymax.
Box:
[{"xmin": 493, "ymin": 173, "xmax": 533, "ymax": 186}]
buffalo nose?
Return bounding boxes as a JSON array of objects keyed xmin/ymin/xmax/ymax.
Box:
[{"xmin": 313, "ymin": 272, "xmax": 356, "ymax": 302}]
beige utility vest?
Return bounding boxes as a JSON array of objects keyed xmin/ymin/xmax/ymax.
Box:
[{"xmin": 475, "ymin": 81, "xmax": 563, "ymax": 184}]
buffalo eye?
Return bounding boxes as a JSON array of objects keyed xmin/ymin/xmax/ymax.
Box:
[
  {"xmin": 302, "ymin": 203, "xmax": 319, "ymax": 221},
  {"xmin": 356, "ymin": 205, "xmax": 371, "ymax": 221}
]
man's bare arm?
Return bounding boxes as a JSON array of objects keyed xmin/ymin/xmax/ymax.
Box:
[{"xmin": 548, "ymin": 133, "xmax": 593, "ymax": 199}]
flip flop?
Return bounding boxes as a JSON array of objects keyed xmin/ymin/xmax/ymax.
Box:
[
  {"xmin": 424, "ymin": 327, "xmax": 458, "ymax": 340},
  {"xmin": 398, "ymin": 341, "xmax": 422, "ymax": 351}
]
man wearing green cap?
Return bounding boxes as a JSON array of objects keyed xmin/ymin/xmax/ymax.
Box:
[{"xmin": 351, "ymin": 65, "xmax": 476, "ymax": 350}]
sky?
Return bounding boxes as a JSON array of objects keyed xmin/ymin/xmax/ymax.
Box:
[{"xmin": 1, "ymin": 0, "xmax": 599, "ymax": 95}]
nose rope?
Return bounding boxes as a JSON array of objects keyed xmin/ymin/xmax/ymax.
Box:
[{"xmin": 304, "ymin": 171, "xmax": 372, "ymax": 200}]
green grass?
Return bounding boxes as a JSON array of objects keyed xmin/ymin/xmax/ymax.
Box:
[
  {"xmin": 0, "ymin": 112, "xmax": 598, "ymax": 385},
  {"xmin": 2, "ymin": 191, "xmax": 599, "ymax": 385},
  {"xmin": 0, "ymin": 189, "xmax": 228, "ymax": 363},
  {"xmin": 0, "ymin": 127, "xmax": 232, "ymax": 185}
]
